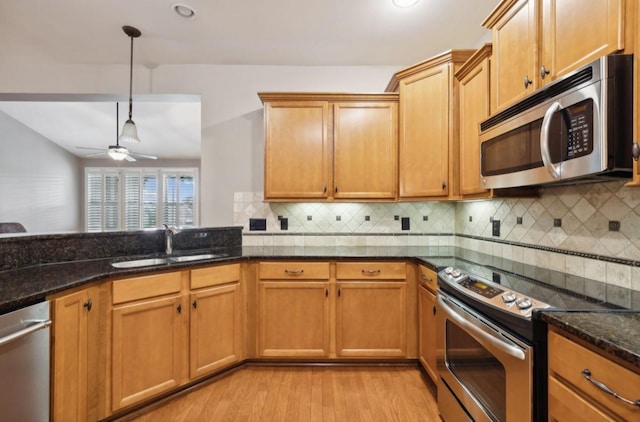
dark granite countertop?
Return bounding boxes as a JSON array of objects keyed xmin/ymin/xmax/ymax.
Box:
[
  {"xmin": 0, "ymin": 245, "xmax": 452, "ymax": 315},
  {"xmin": 540, "ymin": 311, "xmax": 640, "ymax": 371},
  {"xmin": 2, "ymin": 242, "xmax": 638, "ymax": 372}
]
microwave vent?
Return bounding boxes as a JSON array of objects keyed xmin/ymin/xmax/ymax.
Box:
[{"xmin": 481, "ymin": 67, "xmax": 593, "ymax": 132}]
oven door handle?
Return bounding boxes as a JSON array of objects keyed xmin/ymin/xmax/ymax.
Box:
[
  {"xmin": 540, "ymin": 101, "xmax": 562, "ymax": 179},
  {"xmin": 438, "ymin": 295, "xmax": 526, "ymax": 361}
]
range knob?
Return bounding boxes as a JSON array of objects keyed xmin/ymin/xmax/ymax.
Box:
[
  {"xmin": 516, "ymin": 297, "xmax": 533, "ymax": 310},
  {"xmin": 444, "ymin": 267, "xmax": 454, "ymax": 275},
  {"xmin": 451, "ymin": 269, "xmax": 462, "ymax": 278},
  {"xmin": 502, "ymin": 292, "xmax": 517, "ymax": 303}
]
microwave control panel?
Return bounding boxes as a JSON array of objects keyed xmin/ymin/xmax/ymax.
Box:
[{"xmin": 564, "ymin": 99, "xmax": 594, "ymax": 160}]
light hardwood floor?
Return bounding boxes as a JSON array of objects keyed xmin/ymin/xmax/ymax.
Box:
[{"xmin": 123, "ymin": 365, "xmax": 440, "ymax": 421}]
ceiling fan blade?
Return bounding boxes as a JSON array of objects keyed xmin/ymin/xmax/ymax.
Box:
[
  {"xmin": 84, "ymin": 151, "xmax": 107, "ymax": 157},
  {"xmin": 75, "ymin": 146, "xmax": 105, "ymax": 151},
  {"xmin": 130, "ymin": 151, "xmax": 158, "ymax": 160},
  {"xmin": 125, "ymin": 155, "xmax": 137, "ymax": 162}
]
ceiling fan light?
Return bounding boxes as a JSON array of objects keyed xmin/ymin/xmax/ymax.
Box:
[
  {"xmin": 392, "ymin": 0, "xmax": 420, "ymax": 7},
  {"xmin": 119, "ymin": 119, "xmax": 141, "ymax": 143},
  {"xmin": 108, "ymin": 146, "xmax": 129, "ymax": 161}
]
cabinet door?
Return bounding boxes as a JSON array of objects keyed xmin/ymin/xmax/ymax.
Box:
[
  {"xmin": 190, "ymin": 283, "xmax": 241, "ymax": 379},
  {"xmin": 112, "ymin": 295, "xmax": 185, "ymax": 411},
  {"xmin": 263, "ymin": 101, "xmax": 331, "ymax": 199},
  {"xmin": 458, "ymin": 54, "xmax": 491, "ymax": 196},
  {"xmin": 399, "ymin": 64, "xmax": 450, "ymax": 198},
  {"xmin": 418, "ymin": 284, "xmax": 437, "ymax": 384},
  {"xmin": 540, "ymin": 0, "xmax": 624, "ymax": 83},
  {"xmin": 333, "ymin": 102, "xmax": 397, "ymax": 199},
  {"xmin": 491, "ymin": 0, "xmax": 537, "ymax": 110},
  {"xmin": 258, "ymin": 281, "xmax": 330, "ymax": 357},
  {"xmin": 336, "ymin": 281, "xmax": 407, "ymax": 357},
  {"xmin": 52, "ymin": 288, "xmax": 95, "ymax": 422}
]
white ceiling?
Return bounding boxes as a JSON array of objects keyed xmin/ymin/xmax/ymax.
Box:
[{"xmin": 0, "ymin": 0, "xmax": 498, "ymax": 159}]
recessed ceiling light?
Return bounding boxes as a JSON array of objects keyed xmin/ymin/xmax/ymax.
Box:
[
  {"xmin": 172, "ymin": 3, "xmax": 196, "ymax": 19},
  {"xmin": 392, "ymin": 0, "xmax": 420, "ymax": 7}
]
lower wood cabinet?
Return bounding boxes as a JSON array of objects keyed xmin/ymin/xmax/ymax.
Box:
[
  {"xmin": 257, "ymin": 262, "xmax": 331, "ymax": 357},
  {"xmin": 111, "ymin": 272, "xmax": 186, "ymax": 411},
  {"xmin": 548, "ymin": 327, "xmax": 640, "ymax": 421},
  {"xmin": 336, "ymin": 281, "xmax": 406, "ymax": 357},
  {"xmin": 189, "ymin": 265, "xmax": 243, "ymax": 378},
  {"xmin": 109, "ymin": 264, "xmax": 243, "ymax": 413},
  {"xmin": 258, "ymin": 261, "xmax": 410, "ymax": 359},
  {"xmin": 51, "ymin": 286, "xmax": 101, "ymax": 422},
  {"xmin": 417, "ymin": 265, "xmax": 438, "ymax": 384}
]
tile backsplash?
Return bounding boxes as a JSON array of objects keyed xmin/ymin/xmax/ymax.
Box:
[{"xmin": 236, "ymin": 180, "xmax": 640, "ymax": 294}]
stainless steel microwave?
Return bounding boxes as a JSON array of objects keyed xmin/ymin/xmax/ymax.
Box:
[{"xmin": 479, "ymin": 54, "xmax": 633, "ymax": 189}]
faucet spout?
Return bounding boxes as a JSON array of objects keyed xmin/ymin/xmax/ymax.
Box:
[{"xmin": 163, "ymin": 224, "xmax": 179, "ymax": 255}]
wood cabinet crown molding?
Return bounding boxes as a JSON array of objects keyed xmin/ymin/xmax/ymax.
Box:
[
  {"xmin": 481, "ymin": 0, "xmax": 521, "ymax": 28},
  {"xmin": 258, "ymin": 92, "xmax": 398, "ymax": 103},
  {"xmin": 385, "ymin": 49, "xmax": 477, "ymax": 92},
  {"xmin": 454, "ymin": 44, "xmax": 493, "ymax": 80}
]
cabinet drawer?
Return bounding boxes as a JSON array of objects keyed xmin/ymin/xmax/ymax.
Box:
[
  {"xmin": 259, "ymin": 262, "xmax": 329, "ymax": 280},
  {"xmin": 418, "ymin": 265, "xmax": 437, "ymax": 291},
  {"xmin": 336, "ymin": 262, "xmax": 406, "ymax": 280},
  {"xmin": 548, "ymin": 329, "xmax": 640, "ymax": 421},
  {"xmin": 190, "ymin": 264, "xmax": 240, "ymax": 289},
  {"xmin": 548, "ymin": 376, "xmax": 614, "ymax": 422},
  {"xmin": 112, "ymin": 272, "xmax": 183, "ymax": 304}
]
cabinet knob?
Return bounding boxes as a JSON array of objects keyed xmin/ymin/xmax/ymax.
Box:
[
  {"xmin": 421, "ymin": 274, "xmax": 432, "ymax": 282},
  {"xmin": 441, "ymin": 182, "xmax": 446, "ymax": 190},
  {"xmin": 83, "ymin": 298, "xmax": 92, "ymax": 312},
  {"xmin": 632, "ymin": 142, "xmax": 640, "ymax": 161},
  {"xmin": 177, "ymin": 304, "xmax": 182, "ymax": 314},
  {"xmin": 524, "ymin": 76, "xmax": 533, "ymax": 88},
  {"xmin": 192, "ymin": 300, "xmax": 197, "ymax": 309},
  {"xmin": 362, "ymin": 269, "xmax": 381, "ymax": 275},
  {"xmin": 325, "ymin": 288, "xmax": 328, "ymax": 298},
  {"xmin": 540, "ymin": 65, "xmax": 550, "ymax": 79},
  {"xmin": 432, "ymin": 306, "xmax": 436, "ymax": 316}
]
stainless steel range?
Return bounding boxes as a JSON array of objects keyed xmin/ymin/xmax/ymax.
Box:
[{"xmin": 435, "ymin": 262, "xmax": 611, "ymax": 422}]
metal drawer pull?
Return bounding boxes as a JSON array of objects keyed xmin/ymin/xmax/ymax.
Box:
[
  {"xmin": 421, "ymin": 274, "xmax": 433, "ymax": 282},
  {"xmin": 362, "ymin": 269, "xmax": 381, "ymax": 275},
  {"xmin": 284, "ymin": 269, "xmax": 304, "ymax": 275},
  {"xmin": 581, "ymin": 369, "xmax": 640, "ymax": 407}
]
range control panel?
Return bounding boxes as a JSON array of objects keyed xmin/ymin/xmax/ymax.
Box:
[{"xmin": 438, "ymin": 266, "xmax": 550, "ymax": 318}]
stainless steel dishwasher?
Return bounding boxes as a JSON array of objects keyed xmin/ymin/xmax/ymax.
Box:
[{"xmin": 0, "ymin": 301, "xmax": 51, "ymax": 421}]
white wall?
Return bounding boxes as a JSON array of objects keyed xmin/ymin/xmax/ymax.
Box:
[
  {"xmin": 0, "ymin": 111, "xmax": 82, "ymax": 233},
  {"xmin": 0, "ymin": 63, "xmax": 402, "ymax": 227}
]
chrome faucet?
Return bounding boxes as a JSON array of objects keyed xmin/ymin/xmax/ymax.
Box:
[{"xmin": 163, "ymin": 224, "xmax": 179, "ymax": 255}]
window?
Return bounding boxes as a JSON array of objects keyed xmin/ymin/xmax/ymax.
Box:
[{"xmin": 85, "ymin": 168, "xmax": 198, "ymax": 232}]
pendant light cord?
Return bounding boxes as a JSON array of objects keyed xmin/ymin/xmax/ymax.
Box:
[{"xmin": 128, "ymin": 35, "xmax": 134, "ymax": 120}]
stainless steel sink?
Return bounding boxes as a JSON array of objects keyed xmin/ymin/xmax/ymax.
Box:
[
  {"xmin": 169, "ymin": 253, "xmax": 225, "ymax": 263},
  {"xmin": 111, "ymin": 258, "xmax": 169, "ymax": 268}
]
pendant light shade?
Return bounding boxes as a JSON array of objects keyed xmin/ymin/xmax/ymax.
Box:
[{"xmin": 119, "ymin": 25, "xmax": 142, "ymax": 144}]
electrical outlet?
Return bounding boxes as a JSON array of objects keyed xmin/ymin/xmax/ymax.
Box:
[
  {"xmin": 280, "ymin": 218, "xmax": 288, "ymax": 230},
  {"xmin": 492, "ymin": 220, "xmax": 500, "ymax": 237},
  {"xmin": 401, "ymin": 217, "xmax": 410, "ymax": 230},
  {"xmin": 249, "ymin": 218, "xmax": 266, "ymax": 231}
]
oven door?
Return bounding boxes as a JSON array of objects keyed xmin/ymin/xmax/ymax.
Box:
[{"xmin": 437, "ymin": 292, "xmax": 533, "ymax": 422}]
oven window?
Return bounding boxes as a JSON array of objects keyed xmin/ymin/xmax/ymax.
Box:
[{"xmin": 446, "ymin": 321, "xmax": 506, "ymax": 421}]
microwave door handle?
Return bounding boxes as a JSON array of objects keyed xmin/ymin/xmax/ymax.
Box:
[
  {"xmin": 540, "ymin": 101, "xmax": 562, "ymax": 179},
  {"xmin": 437, "ymin": 295, "xmax": 526, "ymax": 361}
]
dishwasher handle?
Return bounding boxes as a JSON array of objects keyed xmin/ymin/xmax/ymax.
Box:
[{"xmin": 0, "ymin": 319, "xmax": 52, "ymax": 347}]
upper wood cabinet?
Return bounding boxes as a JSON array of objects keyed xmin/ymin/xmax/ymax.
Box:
[
  {"xmin": 456, "ymin": 44, "xmax": 493, "ymax": 198},
  {"xmin": 386, "ymin": 50, "xmax": 475, "ymax": 200},
  {"xmin": 484, "ymin": 0, "xmax": 629, "ymax": 112},
  {"xmin": 259, "ymin": 93, "xmax": 398, "ymax": 201}
]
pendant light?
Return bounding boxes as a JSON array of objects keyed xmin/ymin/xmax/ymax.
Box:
[
  {"xmin": 119, "ymin": 25, "xmax": 142, "ymax": 144},
  {"xmin": 109, "ymin": 102, "xmax": 130, "ymax": 161}
]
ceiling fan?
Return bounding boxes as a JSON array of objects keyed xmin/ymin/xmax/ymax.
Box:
[{"xmin": 76, "ymin": 102, "xmax": 157, "ymax": 162}]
